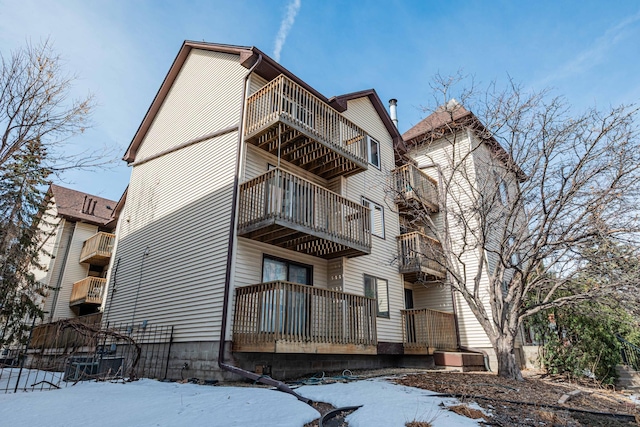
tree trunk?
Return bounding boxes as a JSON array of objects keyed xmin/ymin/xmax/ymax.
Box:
[{"xmin": 495, "ymin": 334, "xmax": 523, "ymax": 381}]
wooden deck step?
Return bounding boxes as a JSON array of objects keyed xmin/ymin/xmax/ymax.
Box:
[{"xmin": 433, "ymin": 351, "xmax": 486, "ymax": 372}]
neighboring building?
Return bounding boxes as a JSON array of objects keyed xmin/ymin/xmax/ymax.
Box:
[
  {"xmin": 400, "ymin": 101, "xmax": 528, "ymax": 367},
  {"xmin": 38, "ymin": 185, "xmax": 117, "ymax": 321},
  {"xmin": 103, "ymin": 41, "xmax": 468, "ymax": 381}
]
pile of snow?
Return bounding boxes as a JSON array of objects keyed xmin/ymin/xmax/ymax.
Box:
[
  {"xmin": 0, "ymin": 375, "xmax": 485, "ymax": 426},
  {"xmin": 0, "ymin": 368, "xmax": 63, "ymax": 392},
  {"xmin": 298, "ymin": 377, "xmax": 482, "ymax": 426}
]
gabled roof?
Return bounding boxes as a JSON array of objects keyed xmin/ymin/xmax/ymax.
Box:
[
  {"xmin": 402, "ymin": 100, "xmax": 526, "ymax": 181},
  {"xmin": 123, "ymin": 41, "xmax": 345, "ymax": 163},
  {"xmin": 48, "ymin": 184, "xmax": 117, "ymax": 228},
  {"xmin": 402, "ymin": 101, "xmax": 473, "ymax": 143},
  {"xmin": 123, "ymin": 40, "xmax": 402, "ymax": 163},
  {"xmin": 331, "ymin": 89, "xmax": 404, "ymax": 153}
]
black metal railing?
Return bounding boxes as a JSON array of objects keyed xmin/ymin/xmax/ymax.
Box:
[{"xmin": 616, "ymin": 333, "xmax": 640, "ymax": 371}]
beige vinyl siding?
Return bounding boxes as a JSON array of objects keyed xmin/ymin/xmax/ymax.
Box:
[
  {"xmin": 410, "ymin": 283, "xmax": 454, "ymax": 312},
  {"xmin": 248, "ymin": 73, "xmax": 268, "ymax": 95},
  {"xmin": 339, "ymin": 97, "xmax": 404, "ymax": 343},
  {"xmin": 105, "ymin": 50, "xmax": 245, "ymax": 342},
  {"xmin": 105, "ymin": 131, "xmax": 238, "ymax": 342},
  {"xmin": 49, "ymin": 223, "xmax": 96, "ymax": 321},
  {"xmin": 408, "ymin": 130, "xmax": 493, "ymax": 348},
  {"xmin": 233, "ymin": 238, "xmax": 328, "ymax": 289},
  {"xmin": 34, "ymin": 202, "xmax": 61, "ymax": 284},
  {"xmin": 242, "ymin": 144, "xmax": 328, "ymax": 187},
  {"xmin": 135, "ymin": 50, "xmax": 246, "ymax": 161}
]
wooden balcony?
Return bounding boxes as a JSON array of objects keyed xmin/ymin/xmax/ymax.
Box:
[
  {"xmin": 397, "ymin": 232, "xmax": 446, "ymax": 283},
  {"xmin": 244, "ymin": 75, "xmax": 368, "ymax": 180},
  {"xmin": 238, "ymin": 168, "xmax": 371, "ymax": 259},
  {"xmin": 233, "ymin": 281, "xmax": 377, "ymax": 354},
  {"xmin": 392, "ymin": 164, "xmax": 438, "ymax": 213},
  {"xmin": 402, "ymin": 308, "xmax": 457, "ymax": 354},
  {"xmin": 79, "ymin": 232, "xmax": 115, "ymax": 266},
  {"xmin": 69, "ymin": 277, "xmax": 106, "ymax": 307}
]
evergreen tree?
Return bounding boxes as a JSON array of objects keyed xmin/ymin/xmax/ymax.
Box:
[{"xmin": 0, "ymin": 139, "xmax": 51, "ymax": 346}]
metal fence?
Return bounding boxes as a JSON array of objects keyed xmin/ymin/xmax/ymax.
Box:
[{"xmin": 0, "ymin": 315, "xmax": 173, "ymax": 393}]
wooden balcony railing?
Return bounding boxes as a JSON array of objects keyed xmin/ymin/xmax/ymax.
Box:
[
  {"xmin": 392, "ymin": 164, "xmax": 438, "ymax": 212},
  {"xmin": 79, "ymin": 232, "xmax": 115, "ymax": 266},
  {"xmin": 238, "ymin": 168, "xmax": 371, "ymax": 258},
  {"xmin": 69, "ymin": 277, "xmax": 106, "ymax": 307},
  {"xmin": 397, "ymin": 232, "xmax": 446, "ymax": 282},
  {"xmin": 402, "ymin": 308, "xmax": 457, "ymax": 354},
  {"xmin": 244, "ymin": 74, "xmax": 368, "ymax": 179},
  {"xmin": 233, "ymin": 281, "xmax": 377, "ymax": 354}
]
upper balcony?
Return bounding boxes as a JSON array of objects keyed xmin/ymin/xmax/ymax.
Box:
[
  {"xmin": 244, "ymin": 75, "xmax": 368, "ymax": 180},
  {"xmin": 233, "ymin": 281, "xmax": 377, "ymax": 355},
  {"xmin": 69, "ymin": 277, "xmax": 106, "ymax": 311},
  {"xmin": 79, "ymin": 232, "xmax": 115, "ymax": 266},
  {"xmin": 397, "ymin": 232, "xmax": 446, "ymax": 283},
  {"xmin": 238, "ymin": 167, "xmax": 371, "ymax": 259},
  {"xmin": 392, "ymin": 164, "xmax": 439, "ymax": 213}
]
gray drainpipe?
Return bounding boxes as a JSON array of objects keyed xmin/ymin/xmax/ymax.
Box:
[
  {"xmin": 216, "ymin": 53, "xmax": 311, "ymax": 404},
  {"xmin": 49, "ymin": 221, "xmax": 75, "ymax": 321}
]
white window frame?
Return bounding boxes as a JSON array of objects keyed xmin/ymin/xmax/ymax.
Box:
[
  {"xmin": 362, "ymin": 197, "xmax": 385, "ymax": 239},
  {"xmin": 364, "ymin": 274, "xmax": 389, "ymax": 318},
  {"xmin": 367, "ymin": 136, "xmax": 381, "ymax": 169},
  {"xmin": 494, "ymin": 171, "xmax": 509, "ymax": 205}
]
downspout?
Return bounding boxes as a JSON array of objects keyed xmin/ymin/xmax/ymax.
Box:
[
  {"xmin": 217, "ymin": 53, "xmax": 311, "ymax": 404},
  {"xmin": 48, "ymin": 221, "xmax": 75, "ymax": 322}
]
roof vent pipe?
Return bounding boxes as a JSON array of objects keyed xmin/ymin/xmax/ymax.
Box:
[{"xmin": 389, "ymin": 99, "xmax": 398, "ymax": 128}]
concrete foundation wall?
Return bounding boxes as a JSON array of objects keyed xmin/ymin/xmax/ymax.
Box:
[{"xmin": 163, "ymin": 341, "xmax": 435, "ymax": 382}]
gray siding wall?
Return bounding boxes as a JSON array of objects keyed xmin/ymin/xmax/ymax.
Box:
[{"xmin": 104, "ymin": 49, "xmax": 246, "ymax": 342}]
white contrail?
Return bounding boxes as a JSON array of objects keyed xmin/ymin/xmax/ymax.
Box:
[{"xmin": 273, "ymin": 0, "xmax": 301, "ymax": 62}]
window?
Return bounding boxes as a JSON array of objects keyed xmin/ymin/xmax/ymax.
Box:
[
  {"xmin": 367, "ymin": 136, "xmax": 380, "ymax": 169},
  {"xmin": 507, "ymin": 236, "xmax": 521, "ymax": 267},
  {"xmin": 362, "ymin": 198, "xmax": 385, "ymax": 238},
  {"xmin": 364, "ymin": 274, "xmax": 389, "ymax": 318},
  {"xmin": 262, "ymin": 255, "xmax": 312, "ymax": 285},
  {"xmin": 494, "ymin": 171, "xmax": 509, "ymax": 205}
]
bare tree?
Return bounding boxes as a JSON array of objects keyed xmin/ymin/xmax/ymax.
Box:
[
  {"xmin": 0, "ymin": 39, "xmax": 99, "ymax": 172},
  {"xmin": 0, "ymin": 40, "xmax": 102, "ymax": 345},
  {"xmin": 394, "ymin": 75, "xmax": 640, "ymax": 380}
]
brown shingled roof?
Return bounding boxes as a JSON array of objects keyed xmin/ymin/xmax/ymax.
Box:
[
  {"xmin": 402, "ymin": 101, "xmax": 473, "ymax": 143},
  {"xmin": 402, "ymin": 100, "xmax": 527, "ymax": 181},
  {"xmin": 49, "ymin": 184, "xmax": 117, "ymax": 228}
]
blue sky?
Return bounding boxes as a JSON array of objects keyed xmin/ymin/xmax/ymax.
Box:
[{"xmin": 1, "ymin": 0, "xmax": 639, "ymax": 201}]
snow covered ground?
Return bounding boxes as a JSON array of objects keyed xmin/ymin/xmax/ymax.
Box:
[{"xmin": 0, "ymin": 375, "xmax": 483, "ymax": 426}]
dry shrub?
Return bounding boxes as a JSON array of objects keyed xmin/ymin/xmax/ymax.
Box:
[
  {"xmin": 405, "ymin": 422, "xmax": 432, "ymax": 427},
  {"xmin": 536, "ymin": 410, "xmax": 559, "ymax": 424},
  {"xmin": 447, "ymin": 404, "xmax": 488, "ymax": 421}
]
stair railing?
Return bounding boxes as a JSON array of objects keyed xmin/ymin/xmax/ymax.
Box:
[{"xmin": 616, "ymin": 334, "xmax": 640, "ymax": 371}]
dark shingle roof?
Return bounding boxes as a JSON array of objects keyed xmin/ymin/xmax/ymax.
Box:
[{"xmin": 49, "ymin": 184, "xmax": 117, "ymax": 228}]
